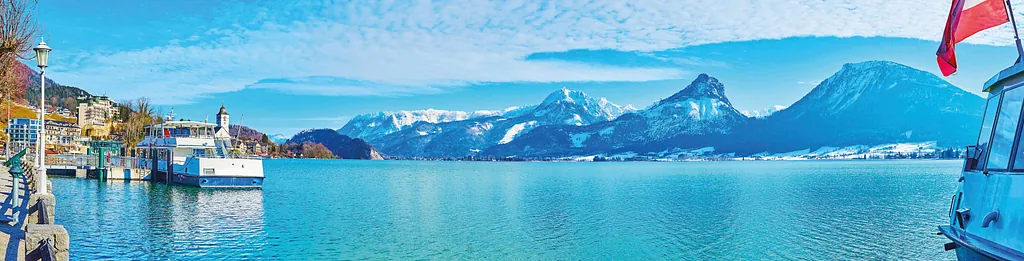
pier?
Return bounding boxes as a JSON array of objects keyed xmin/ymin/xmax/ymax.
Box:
[{"xmin": 44, "ymin": 154, "xmax": 151, "ymax": 181}]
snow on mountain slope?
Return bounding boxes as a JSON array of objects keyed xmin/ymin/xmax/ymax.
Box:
[
  {"xmin": 338, "ymin": 108, "xmax": 504, "ymax": 143},
  {"xmin": 747, "ymin": 60, "xmax": 984, "ymax": 153},
  {"xmin": 485, "ymin": 73, "xmax": 750, "ymax": 158},
  {"xmin": 533, "ymin": 87, "xmax": 631, "ymax": 123},
  {"xmin": 499, "ymin": 121, "xmax": 538, "ymax": 144},
  {"xmin": 374, "ymin": 88, "xmax": 629, "ymax": 158},
  {"xmin": 639, "ymin": 73, "xmax": 749, "ymax": 139},
  {"xmin": 741, "ymin": 105, "xmax": 787, "ymax": 118},
  {"xmin": 269, "ymin": 134, "xmax": 290, "ymax": 144}
]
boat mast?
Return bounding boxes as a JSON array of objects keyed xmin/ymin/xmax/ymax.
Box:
[{"xmin": 1008, "ymin": 0, "xmax": 1024, "ymax": 63}]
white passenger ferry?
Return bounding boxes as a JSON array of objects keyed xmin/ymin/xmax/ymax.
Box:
[{"xmin": 135, "ymin": 105, "xmax": 264, "ymax": 188}]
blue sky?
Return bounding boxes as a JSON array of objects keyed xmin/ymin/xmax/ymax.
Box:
[{"xmin": 28, "ymin": 0, "xmax": 1024, "ymax": 136}]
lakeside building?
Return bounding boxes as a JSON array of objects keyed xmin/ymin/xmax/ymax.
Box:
[
  {"xmin": 56, "ymin": 107, "xmax": 74, "ymax": 119},
  {"xmin": 237, "ymin": 139, "xmax": 265, "ymax": 155},
  {"xmin": 5, "ymin": 118, "xmax": 83, "ymax": 154},
  {"xmin": 5, "ymin": 118, "xmax": 39, "ymax": 153},
  {"xmin": 45, "ymin": 120, "xmax": 82, "ymax": 153},
  {"xmin": 77, "ymin": 96, "xmax": 118, "ymax": 138}
]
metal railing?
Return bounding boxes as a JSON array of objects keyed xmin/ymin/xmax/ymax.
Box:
[
  {"xmin": 41, "ymin": 154, "xmax": 153, "ymax": 170},
  {"xmin": 106, "ymin": 156, "xmax": 151, "ymax": 169},
  {"xmin": 44, "ymin": 154, "xmax": 97, "ymax": 167}
]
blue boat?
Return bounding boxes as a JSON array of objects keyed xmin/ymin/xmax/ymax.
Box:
[{"xmin": 939, "ymin": 61, "xmax": 1024, "ymax": 260}]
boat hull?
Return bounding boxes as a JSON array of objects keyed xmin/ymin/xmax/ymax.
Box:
[
  {"xmin": 942, "ymin": 169, "xmax": 1024, "ymax": 261},
  {"xmin": 171, "ymin": 173, "xmax": 264, "ymax": 188},
  {"xmin": 155, "ymin": 157, "xmax": 265, "ymax": 188}
]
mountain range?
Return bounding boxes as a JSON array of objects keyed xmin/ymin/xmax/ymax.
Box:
[
  {"xmin": 337, "ymin": 88, "xmax": 635, "ymax": 158},
  {"xmin": 321, "ymin": 60, "xmax": 983, "ymax": 159}
]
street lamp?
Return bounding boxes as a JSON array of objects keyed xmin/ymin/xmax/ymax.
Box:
[{"xmin": 33, "ymin": 40, "xmax": 50, "ymax": 195}]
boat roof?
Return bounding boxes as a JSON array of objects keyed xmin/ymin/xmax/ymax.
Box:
[
  {"xmin": 984, "ymin": 62, "xmax": 1024, "ymax": 93},
  {"xmin": 146, "ymin": 121, "xmax": 217, "ymax": 129}
]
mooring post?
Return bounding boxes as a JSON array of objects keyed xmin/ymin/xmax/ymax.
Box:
[
  {"xmin": 149, "ymin": 148, "xmax": 158, "ymax": 182},
  {"xmin": 166, "ymin": 150, "xmax": 173, "ymax": 184},
  {"xmin": 5, "ymin": 150, "xmax": 25, "ymax": 224},
  {"xmin": 96, "ymin": 148, "xmax": 105, "ymax": 181}
]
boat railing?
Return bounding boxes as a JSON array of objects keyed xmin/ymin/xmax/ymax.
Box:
[
  {"xmin": 196, "ymin": 154, "xmax": 264, "ymax": 160},
  {"xmin": 964, "ymin": 145, "xmax": 982, "ymax": 172}
]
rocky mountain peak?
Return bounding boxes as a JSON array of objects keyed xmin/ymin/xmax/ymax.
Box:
[
  {"xmin": 659, "ymin": 73, "xmax": 731, "ymax": 106},
  {"xmin": 540, "ymin": 87, "xmax": 589, "ymax": 107}
]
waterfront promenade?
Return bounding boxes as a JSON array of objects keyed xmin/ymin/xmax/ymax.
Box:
[
  {"xmin": 0, "ymin": 157, "xmax": 68, "ymax": 261},
  {"xmin": 0, "ymin": 164, "xmax": 28, "ymax": 261}
]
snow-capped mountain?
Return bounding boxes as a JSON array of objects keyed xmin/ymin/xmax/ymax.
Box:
[
  {"xmin": 373, "ymin": 88, "xmax": 630, "ymax": 158},
  {"xmin": 485, "ymin": 61, "xmax": 983, "ymax": 158},
  {"xmin": 328, "ymin": 60, "xmax": 983, "ymax": 159},
  {"xmin": 741, "ymin": 105, "xmax": 787, "ymax": 118},
  {"xmin": 485, "ymin": 74, "xmax": 749, "ymax": 157},
  {"xmin": 718, "ymin": 60, "xmax": 984, "ymax": 155},
  {"xmin": 269, "ymin": 134, "xmax": 290, "ymax": 145},
  {"xmin": 638, "ymin": 74, "xmax": 749, "ymax": 139},
  {"xmin": 532, "ymin": 87, "xmax": 634, "ymax": 126},
  {"xmin": 337, "ymin": 109, "xmax": 505, "ymax": 143}
]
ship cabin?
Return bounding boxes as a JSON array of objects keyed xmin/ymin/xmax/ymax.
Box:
[
  {"xmin": 964, "ymin": 63, "xmax": 1024, "ymax": 172},
  {"xmin": 136, "ymin": 121, "xmax": 223, "ymax": 159}
]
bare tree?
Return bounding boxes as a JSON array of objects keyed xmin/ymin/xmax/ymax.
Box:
[
  {"xmin": 117, "ymin": 97, "xmax": 158, "ymax": 152},
  {"xmin": 0, "ymin": 0, "xmax": 38, "ymax": 113}
]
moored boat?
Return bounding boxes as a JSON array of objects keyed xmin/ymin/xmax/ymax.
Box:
[
  {"xmin": 135, "ymin": 105, "xmax": 264, "ymax": 188},
  {"xmin": 935, "ymin": 1, "xmax": 1024, "ymax": 260}
]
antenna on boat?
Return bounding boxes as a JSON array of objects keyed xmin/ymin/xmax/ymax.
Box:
[
  {"xmin": 166, "ymin": 107, "xmax": 175, "ymax": 122},
  {"xmin": 1008, "ymin": 0, "xmax": 1024, "ymax": 63}
]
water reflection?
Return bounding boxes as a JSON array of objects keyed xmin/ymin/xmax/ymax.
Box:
[
  {"xmin": 53, "ymin": 160, "xmax": 958, "ymax": 260},
  {"xmin": 52, "ymin": 179, "xmax": 265, "ymax": 260}
]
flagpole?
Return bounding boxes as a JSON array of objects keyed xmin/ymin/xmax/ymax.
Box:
[{"xmin": 1008, "ymin": 0, "xmax": 1024, "ymax": 63}]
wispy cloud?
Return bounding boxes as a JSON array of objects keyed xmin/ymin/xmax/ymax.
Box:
[{"xmin": 47, "ymin": 0, "xmax": 1022, "ymax": 104}]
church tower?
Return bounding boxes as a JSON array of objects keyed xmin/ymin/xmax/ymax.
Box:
[
  {"xmin": 217, "ymin": 102, "xmax": 230, "ymax": 129},
  {"xmin": 215, "ymin": 102, "xmax": 231, "ymax": 140}
]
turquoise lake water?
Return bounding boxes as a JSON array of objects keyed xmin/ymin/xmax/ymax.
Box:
[{"xmin": 51, "ymin": 159, "xmax": 959, "ymax": 260}]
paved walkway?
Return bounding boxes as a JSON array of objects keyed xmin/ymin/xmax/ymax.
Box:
[{"xmin": 0, "ymin": 165, "xmax": 29, "ymax": 261}]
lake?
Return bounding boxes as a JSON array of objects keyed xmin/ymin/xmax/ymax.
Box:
[{"xmin": 51, "ymin": 159, "xmax": 959, "ymax": 260}]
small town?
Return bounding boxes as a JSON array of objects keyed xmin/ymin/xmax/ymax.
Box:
[{"xmin": 2, "ymin": 96, "xmax": 275, "ymax": 159}]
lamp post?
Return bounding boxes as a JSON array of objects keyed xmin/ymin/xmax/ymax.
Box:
[{"xmin": 33, "ymin": 40, "xmax": 50, "ymax": 195}]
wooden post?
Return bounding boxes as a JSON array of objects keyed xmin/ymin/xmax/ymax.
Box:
[{"xmin": 166, "ymin": 150, "xmax": 173, "ymax": 184}]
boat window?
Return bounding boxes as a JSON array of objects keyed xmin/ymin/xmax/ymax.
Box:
[
  {"xmin": 987, "ymin": 87, "xmax": 1024, "ymax": 170},
  {"xmin": 977, "ymin": 96, "xmax": 1000, "ymax": 169}
]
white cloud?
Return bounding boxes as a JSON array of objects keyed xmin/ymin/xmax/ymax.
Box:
[{"xmin": 46, "ymin": 0, "xmax": 1022, "ymax": 104}]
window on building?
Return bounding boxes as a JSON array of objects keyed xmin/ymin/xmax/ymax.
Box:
[{"xmin": 989, "ymin": 87, "xmax": 1024, "ymax": 170}]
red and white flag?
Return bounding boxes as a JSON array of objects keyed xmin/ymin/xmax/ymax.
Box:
[{"xmin": 937, "ymin": 0, "xmax": 1011, "ymax": 76}]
